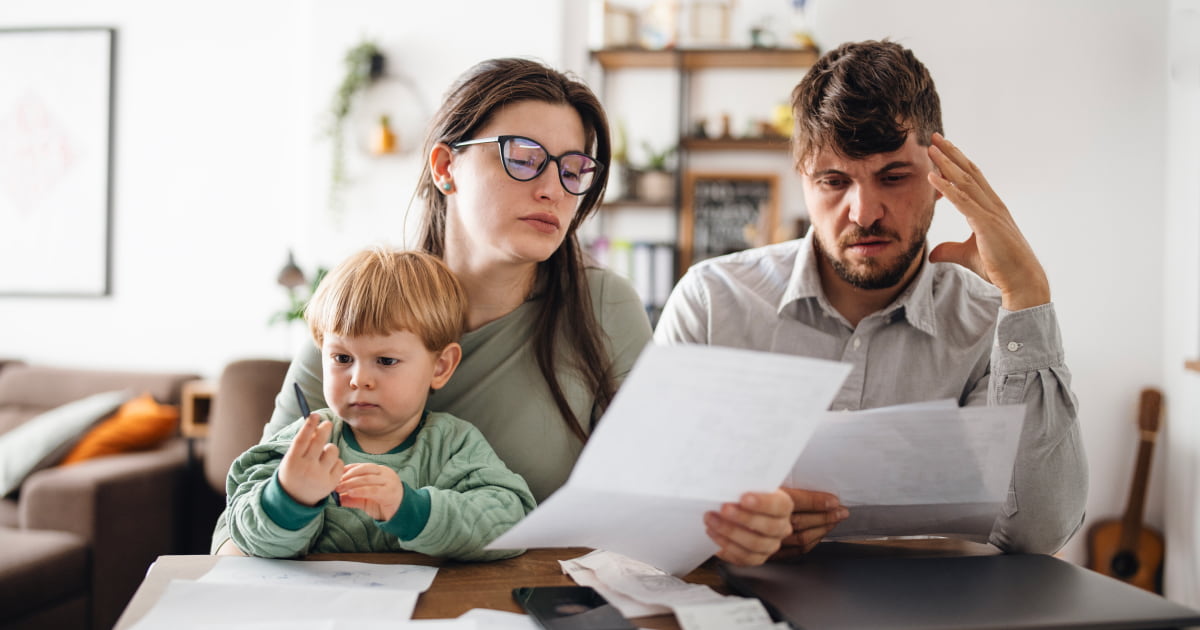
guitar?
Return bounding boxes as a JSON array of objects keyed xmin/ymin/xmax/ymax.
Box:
[{"xmin": 1086, "ymin": 387, "xmax": 1165, "ymax": 593}]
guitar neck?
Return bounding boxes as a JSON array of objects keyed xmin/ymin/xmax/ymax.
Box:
[{"xmin": 1118, "ymin": 426, "xmax": 1158, "ymax": 551}]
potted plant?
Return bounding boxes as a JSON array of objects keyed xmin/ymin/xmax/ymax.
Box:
[
  {"xmin": 269, "ymin": 252, "xmax": 327, "ymax": 326},
  {"xmin": 325, "ymin": 39, "xmax": 385, "ymax": 215},
  {"xmin": 605, "ymin": 119, "xmax": 633, "ymax": 202},
  {"xmin": 637, "ymin": 141, "xmax": 676, "ymax": 203}
]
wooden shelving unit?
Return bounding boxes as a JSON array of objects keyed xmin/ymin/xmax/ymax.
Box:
[{"xmin": 589, "ymin": 45, "xmax": 816, "ymax": 282}]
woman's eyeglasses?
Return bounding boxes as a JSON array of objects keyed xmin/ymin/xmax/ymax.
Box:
[{"xmin": 450, "ymin": 135, "xmax": 603, "ymax": 196}]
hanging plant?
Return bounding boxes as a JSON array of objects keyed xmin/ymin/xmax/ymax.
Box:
[{"xmin": 325, "ymin": 39, "xmax": 385, "ymax": 216}]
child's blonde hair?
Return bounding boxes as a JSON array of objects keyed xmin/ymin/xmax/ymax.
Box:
[{"xmin": 305, "ymin": 247, "xmax": 467, "ymax": 352}]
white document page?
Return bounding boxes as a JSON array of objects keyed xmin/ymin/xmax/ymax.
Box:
[
  {"xmin": 127, "ymin": 580, "xmax": 420, "ymax": 630},
  {"xmin": 787, "ymin": 402, "xmax": 1025, "ymax": 540},
  {"xmin": 457, "ymin": 609, "xmax": 539, "ymax": 630},
  {"xmin": 130, "ymin": 558, "xmax": 439, "ymax": 629},
  {"xmin": 487, "ymin": 344, "xmax": 851, "ymax": 575},
  {"xmin": 198, "ymin": 557, "xmax": 437, "ymax": 592}
]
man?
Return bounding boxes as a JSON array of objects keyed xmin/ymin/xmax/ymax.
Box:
[{"xmin": 656, "ymin": 40, "xmax": 1086, "ymax": 556}]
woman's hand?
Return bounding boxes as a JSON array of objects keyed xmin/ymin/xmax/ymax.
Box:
[
  {"xmin": 705, "ymin": 490, "xmax": 795, "ymax": 565},
  {"xmin": 336, "ymin": 463, "xmax": 406, "ymax": 521},
  {"xmin": 278, "ymin": 414, "xmax": 344, "ymax": 506},
  {"xmin": 776, "ymin": 488, "xmax": 849, "ymax": 556}
]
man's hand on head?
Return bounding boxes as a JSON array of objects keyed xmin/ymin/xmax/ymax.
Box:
[{"xmin": 926, "ymin": 133, "xmax": 1052, "ymax": 311}]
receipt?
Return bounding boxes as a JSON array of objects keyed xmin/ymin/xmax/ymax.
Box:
[
  {"xmin": 559, "ymin": 550, "xmax": 727, "ymax": 618},
  {"xmin": 675, "ymin": 598, "xmax": 787, "ymax": 630}
]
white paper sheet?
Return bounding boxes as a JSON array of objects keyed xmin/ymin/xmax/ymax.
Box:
[
  {"xmin": 487, "ymin": 344, "xmax": 851, "ymax": 575},
  {"xmin": 787, "ymin": 402, "xmax": 1025, "ymax": 540},
  {"xmin": 130, "ymin": 558, "xmax": 440, "ymax": 630},
  {"xmin": 198, "ymin": 557, "xmax": 438, "ymax": 592},
  {"xmin": 128, "ymin": 580, "xmax": 420, "ymax": 630},
  {"xmin": 674, "ymin": 598, "xmax": 787, "ymax": 630},
  {"xmin": 457, "ymin": 609, "xmax": 539, "ymax": 629}
]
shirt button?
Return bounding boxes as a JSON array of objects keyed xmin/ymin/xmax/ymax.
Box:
[
  {"xmin": 1006, "ymin": 341, "xmax": 1022, "ymax": 352},
  {"xmin": 853, "ymin": 337, "xmax": 862, "ymax": 350}
]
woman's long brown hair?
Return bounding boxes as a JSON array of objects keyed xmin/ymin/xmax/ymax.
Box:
[{"xmin": 414, "ymin": 58, "xmax": 614, "ymax": 442}]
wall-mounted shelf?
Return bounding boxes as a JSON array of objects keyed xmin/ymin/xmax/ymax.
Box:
[
  {"xmin": 682, "ymin": 137, "xmax": 789, "ymax": 152},
  {"xmin": 592, "ymin": 47, "xmax": 820, "ymax": 70},
  {"xmin": 602, "ymin": 199, "xmax": 675, "ymax": 210}
]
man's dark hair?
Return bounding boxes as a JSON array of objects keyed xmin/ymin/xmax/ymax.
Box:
[{"xmin": 791, "ymin": 39, "xmax": 942, "ymax": 171}]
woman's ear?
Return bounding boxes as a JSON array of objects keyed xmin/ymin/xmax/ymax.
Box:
[
  {"xmin": 430, "ymin": 143, "xmax": 455, "ymax": 195},
  {"xmin": 429, "ymin": 342, "xmax": 463, "ymax": 390}
]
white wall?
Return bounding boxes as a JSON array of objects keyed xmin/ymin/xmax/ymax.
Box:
[
  {"xmin": 1163, "ymin": 0, "xmax": 1200, "ymax": 607},
  {"xmin": 0, "ymin": 0, "xmax": 564, "ymax": 375},
  {"xmin": 1, "ymin": 0, "xmax": 1193, "ymax": 592}
]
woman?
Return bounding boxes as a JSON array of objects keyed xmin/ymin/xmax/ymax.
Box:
[{"xmin": 214, "ymin": 58, "xmax": 790, "ymax": 565}]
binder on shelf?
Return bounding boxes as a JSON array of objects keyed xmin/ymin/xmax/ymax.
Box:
[{"xmin": 585, "ymin": 238, "xmax": 677, "ymax": 313}]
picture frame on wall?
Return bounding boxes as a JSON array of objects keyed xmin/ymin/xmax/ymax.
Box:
[
  {"xmin": 679, "ymin": 171, "xmax": 780, "ymax": 273},
  {"xmin": 602, "ymin": 2, "xmax": 639, "ymax": 48},
  {"xmin": 0, "ymin": 27, "xmax": 115, "ymax": 297},
  {"xmin": 685, "ymin": 1, "xmax": 731, "ymax": 47}
]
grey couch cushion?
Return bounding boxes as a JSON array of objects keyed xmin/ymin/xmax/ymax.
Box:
[
  {"xmin": 0, "ymin": 498, "xmax": 17, "ymax": 528},
  {"xmin": 0, "ymin": 528, "xmax": 88, "ymax": 619}
]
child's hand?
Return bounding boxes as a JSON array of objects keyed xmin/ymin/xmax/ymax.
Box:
[
  {"xmin": 278, "ymin": 414, "xmax": 343, "ymax": 506},
  {"xmin": 336, "ymin": 463, "xmax": 405, "ymax": 521}
]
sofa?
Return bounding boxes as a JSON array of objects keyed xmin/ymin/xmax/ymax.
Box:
[
  {"xmin": 0, "ymin": 362, "xmax": 199, "ymax": 630},
  {"xmin": 201, "ymin": 359, "xmax": 291, "ymax": 501}
]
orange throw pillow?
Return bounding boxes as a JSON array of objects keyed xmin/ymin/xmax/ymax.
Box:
[{"xmin": 59, "ymin": 393, "xmax": 180, "ymax": 465}]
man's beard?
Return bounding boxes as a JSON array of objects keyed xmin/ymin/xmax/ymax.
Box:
[{"xmin": 815, "ymin": 223, "xmax": 928, "ymax": 291}]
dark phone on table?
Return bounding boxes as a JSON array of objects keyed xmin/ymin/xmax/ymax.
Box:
[{"xmin": 513, "ymin": 586, "xmax": 636, "ymax": 630}]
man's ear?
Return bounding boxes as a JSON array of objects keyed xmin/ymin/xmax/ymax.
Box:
[{"xmin": 430, "ymin": 342, "xmax": 463, "ymax": 390}]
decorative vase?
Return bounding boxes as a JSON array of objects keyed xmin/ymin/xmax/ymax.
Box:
[{"xmin": 638, "ymin": 170, "xmax": 673, "ymax": 203}]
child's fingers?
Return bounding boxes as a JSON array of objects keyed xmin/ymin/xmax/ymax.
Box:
[
  {"xmin": 314, "ymin": 419, "xmax": 334, "ymax": 445},
  {"xmin": 290, "ymin": 414, "xmax": 319, "ymax": 458},
  {"xmin": 339, "ymin": 462, "xmax": 382, "ymax": 482},
  {"xmin": 318, "ymin": 443, "xmax": 342, "ymax": 470}
]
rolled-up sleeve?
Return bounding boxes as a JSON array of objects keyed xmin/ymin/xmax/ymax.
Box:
[{"xmin": 986, "ymin": 303, "xmax": 1088, "ymax": 554}]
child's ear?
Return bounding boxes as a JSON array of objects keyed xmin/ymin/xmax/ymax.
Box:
[{"xmin": 429, "ymin": 342, "xmax": 462, "ymax": 390}]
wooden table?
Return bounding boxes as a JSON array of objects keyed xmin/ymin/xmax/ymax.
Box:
[
  {"xmin": 115, "ymin": 540, "xmax": 996, "ymax": 630},
  {"xmin": 114, "ymin": 547, "xmax": 724, "ymax": 630}
]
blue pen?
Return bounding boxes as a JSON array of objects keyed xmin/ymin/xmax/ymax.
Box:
[{"xmin": 293, "ymin": 383, "xmax": 341, "ymax": 507}]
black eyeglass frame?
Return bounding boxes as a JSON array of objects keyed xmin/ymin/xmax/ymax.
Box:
[{"xmin": 450, "ymin": 135, "xmax": 604, "ymax": 196}]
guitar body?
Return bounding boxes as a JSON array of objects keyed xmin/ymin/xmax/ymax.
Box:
[
  {"xmin": 1086, "ymin": 518, "xmax": 1165, "ymax": 593},
  {"xmin": 1085, "ymin": 387, "xmax": 1165, "ymax": 593}
]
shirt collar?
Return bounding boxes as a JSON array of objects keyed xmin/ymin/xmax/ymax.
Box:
[{"xmin": 780, "ymin": 233, "xmax": 940, "ymax": 337}]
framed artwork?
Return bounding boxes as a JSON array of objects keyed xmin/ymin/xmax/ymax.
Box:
[
  {"xmin": 687, "ymin": 1, "xmax": 731, "ymax": 47},
  {"xmin": 0, "ymin": 27, "xmax": 115, "ymax": 297},
  {"xmin": 679, "ymin": 171, "xmax": 779, "ymax": 273},
  {"xmin": 602, "ymin": 2, "xmax": 639, "ymax": 48}
]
